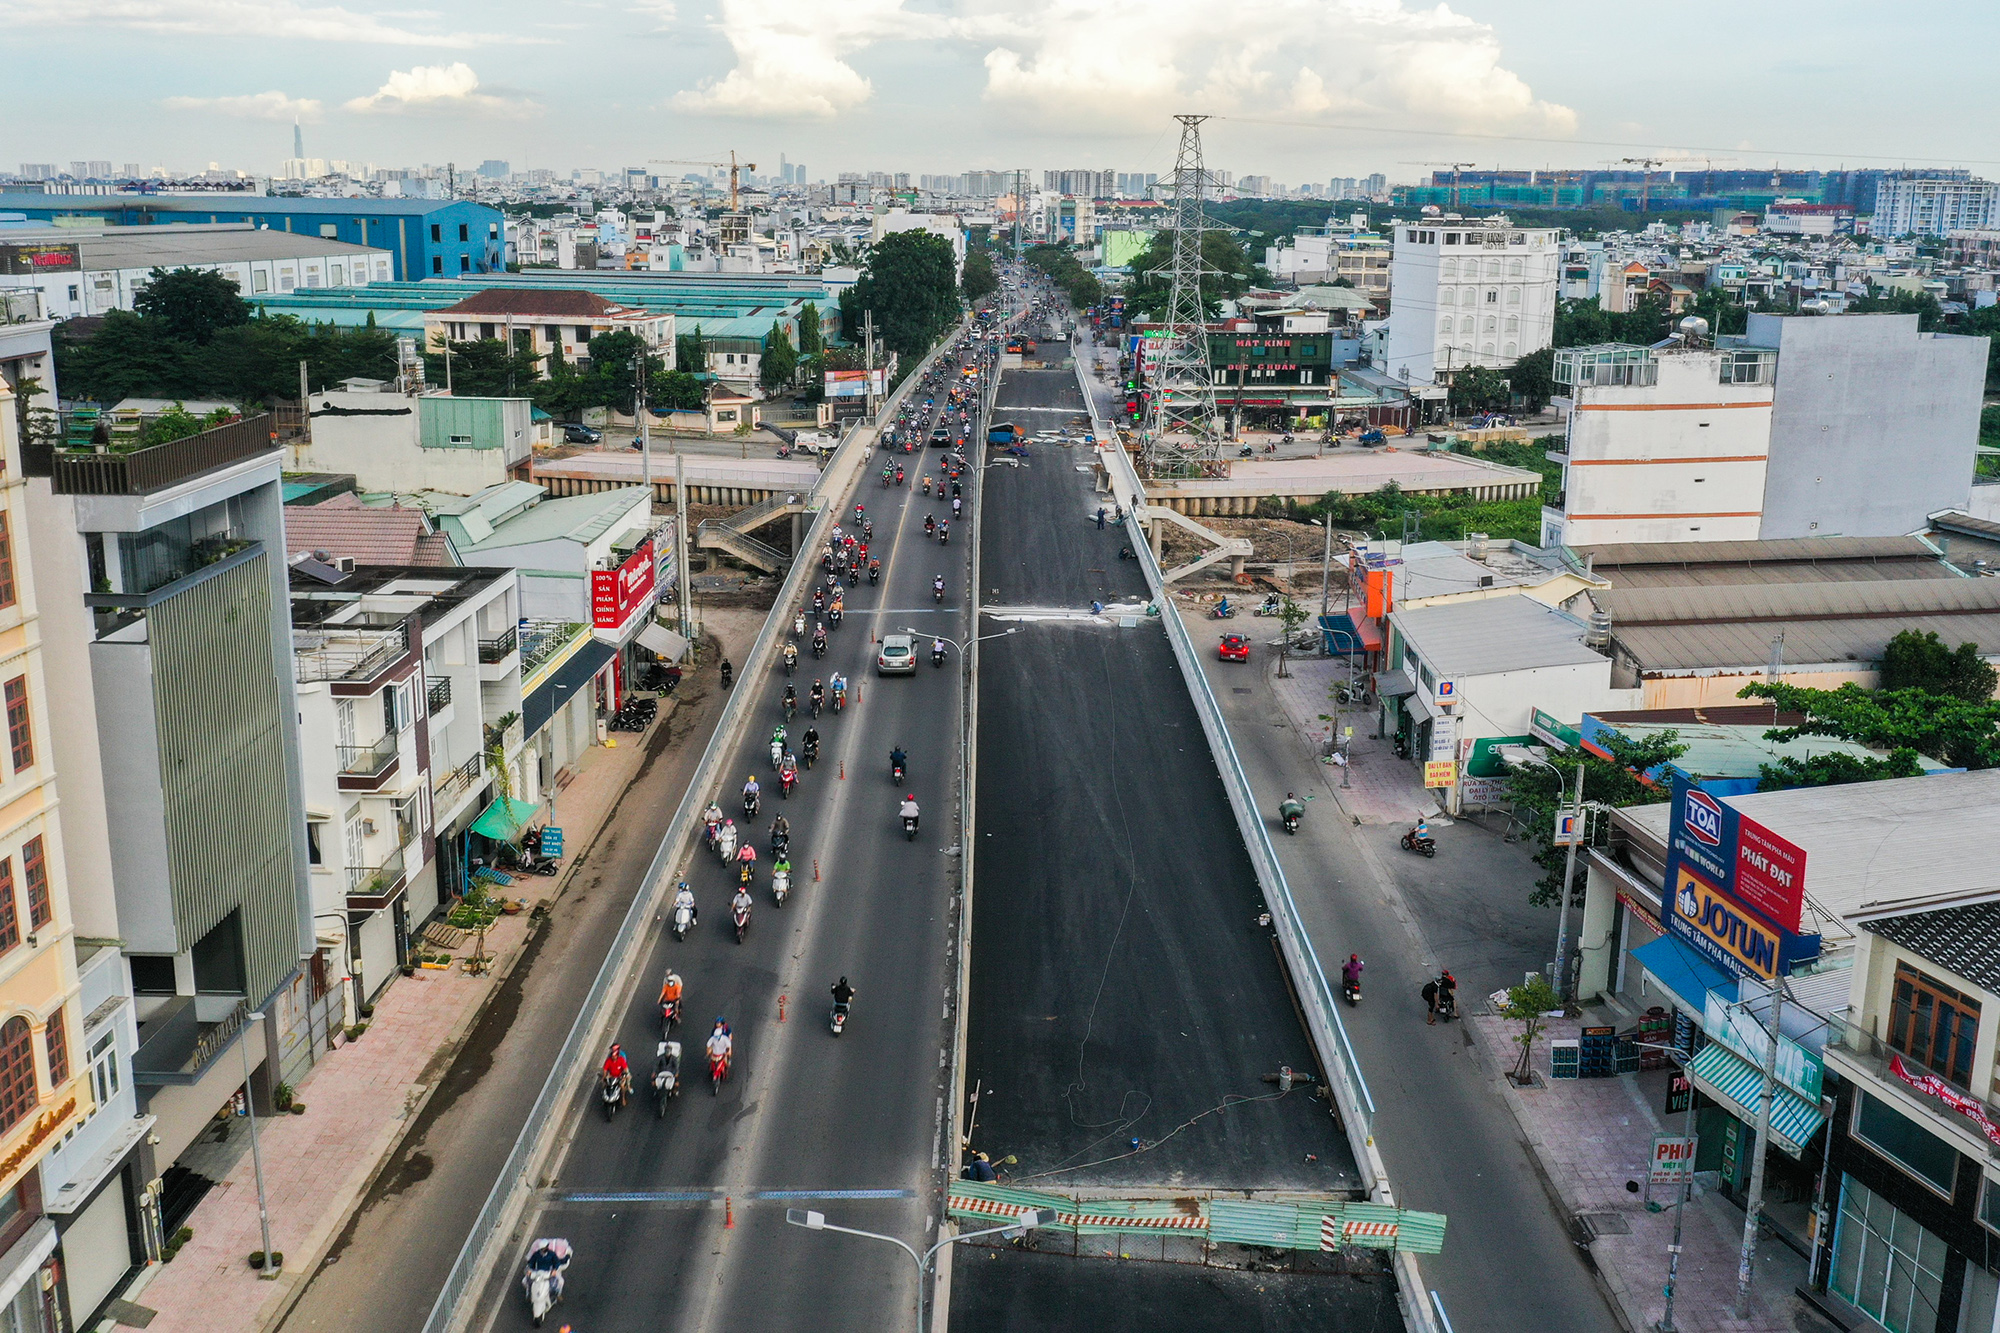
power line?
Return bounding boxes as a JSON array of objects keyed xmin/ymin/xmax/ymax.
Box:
[{"xmin": 1215, "ymin": 115, "xmax": 2000, "ymax": 168}]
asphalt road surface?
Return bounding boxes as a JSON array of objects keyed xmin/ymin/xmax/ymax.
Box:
[
  {"xmin": 475, "ymin": 341, "xmax": 990, "ymax": 1333},
  {"xmin": 953, "ymin": 341, "xmax": 1371, "ymax": 1327}
]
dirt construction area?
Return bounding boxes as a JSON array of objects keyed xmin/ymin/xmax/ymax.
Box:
[{"xmin": 1155, "ymin": 515, "xmax": 1361, "ymax": 596}]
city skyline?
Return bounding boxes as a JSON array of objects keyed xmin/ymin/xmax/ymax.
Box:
[{"xmin": 2, "ymin": 0, "xmax": 1996, "ymax": 183}]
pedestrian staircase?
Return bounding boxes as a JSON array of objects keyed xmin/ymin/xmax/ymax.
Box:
[
  {"xmin": 1148, "ymin": 505, "xmax": 1255, "ymax": 585},
  {"xmin": 694, "ymin": 491, "xmax": 810, "ymax": 573}
]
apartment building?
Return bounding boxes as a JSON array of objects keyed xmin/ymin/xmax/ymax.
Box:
[
  {"xmin": 1872, "ymin": 175, "xmax": 2000, "ymax": 238},
  {"xmin": 423, "ymin": 288, "xmax": 673, "ymax": 374},
  {"xmin": 1262, "ymin": 222, "xmax": 1391, "ymax": 298},
  {"xmin": 1384, "ymin": 215, "xmax": 1559, "ymax": 384},
  {"xmin": 24, "ymin": 413, "xmax": 317, "ymax": 1323},
  {"xmin": 0, "ymin": 387, "xmax": 94, "ymax": 1333}
]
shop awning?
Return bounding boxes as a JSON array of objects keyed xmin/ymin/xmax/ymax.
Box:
[
  {"xmin": 523, "ymin": 638, "xmax": 618, "ymax": 736},
  {"xmin": 1374, "ymin": 669, "xmax": 1415, "ymax": 698},
  {"xmin": 1686, "ymin": 1042, "xmax": 1827, "ymax": 1156},
  {"xmin": 637, "ymin": 623, "xmax": 689, "ymax": 662},
  {"xmin": 469, "ymin": 796, "xmax": 540, "ymax": 843},
  {"xmin": 1404, "ymin": 690, "xmax": 1440, "ymax": 725},
  {"xmin": 1632, "ymin": 935, "xmax": 1733, "ymax": 1013}
]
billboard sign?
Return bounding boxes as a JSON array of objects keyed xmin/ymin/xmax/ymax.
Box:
[
  {"xmin": 1423, "ymin": 760, "xmax": 1456, "ymax": 788},
  {"xmin": 0, "ymin": 242, "xmax": 80, "ymax": 275},
  {"xmin": 1529, "ymin": 708, "xmax": 1579, "ymax": 751},
  {"xmin": 823, "ymin": 369, "xmax": 885, "ymax": 399},
  {"xmin": 1664, "ymin": 775, "xmax": 1808, "ymax": 935},
  {"xmin": 1648, "ymin": 1136, "xmax": 1696, "ymax": 1187},
  {"xmin": 1703, "ymin": 990, "xmax": 1823, "ymax": 1104},
  {"xmin": 591, "ymin": 541, "xmax": 656, "ymax": 631},
  {"xmin": 1666, "ymin": 860, "xmax": 1818, "ymax": 983}
]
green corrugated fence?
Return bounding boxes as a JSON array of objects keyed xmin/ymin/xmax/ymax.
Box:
[{"xmin": 948, "ymin": 1183, "xmax": 1446, "ymax": 1255}]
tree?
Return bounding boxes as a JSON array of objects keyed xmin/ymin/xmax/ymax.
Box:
[
  {"xmin": 421, "ymin": 338, "xmax": 543, "ymax": 398},
  {"xmin": 132, "ymin": 267, "xmax": 251, "ymax": 345},
  {"xmin": 140, "ymin": 403, "xmax": 209, "ymax": 447},
  {"xmin": 1880, "ymin": 629, "xmax": 1999, "ymax": 701},
  {"xmin": 844, "ymin": 230, "xmax": 961, "ymax": 358},
  {"xmin": 1123, "ymin": 230, "xmax": 1263, "ymax": 319},
  {"xmin": 796, "ymin": 304, "xmax": 824, "ymax": 359},
  {"xmin": 1757, "ymin": 749, "xmax": 1925, "ymax": 792},
  {"xmin": 1275, "ymin": 598, "xmax": 1309, "ymax": 679},
  {"xmin": 1448, "ymin": 365, "xmax": 1509, "ymax": 416},
  {"xmin": 961, "ymin": 250, "xmax": 999, "ymax": 303},
  {"xmin": 1505, "ymin": 728, "xmax": 1687, "ymax": 908},
  {"xmin": 1739, "ymin": 680, "xmax": 2000, "ymax": 771},
  {"xmin": 647, "ymin": 368, "xmax": 705, "ymax": 411},
  {"xmin": 1502, "ymin": 976, "xmax": 1564, "ymax": 1084},
  {"xmin": 1505, "ymin": 347, "xmax": 1556, "ymax": 410},
  {"xmin": 760, "ymin": 321, "xmax": 798, "ymax": 393},
  {"xmin": 676, "ymin": 324, "xmax": 709, "ymax": 375},
  {"xmin": 1848, "ymin": 285, "xmax": 1945, "ymax": 331},
  {"xmin": 585, "ymin": 329, "xmax": 661, "ymax": 413}
]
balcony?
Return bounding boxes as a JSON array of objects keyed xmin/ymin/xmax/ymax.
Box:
[
  {"xmin": 36, "ymin": 414, "xmax": 278, "ymax": 496},
  {"xmin": 520, "ymin": 620, "xmax": 589, "ymax": 690},
  {"xmin": 1825, "ymin": 1014, "xmax": 2000, "ymax": 1160},
  {"xmin": 346, "ymin": 845, "xmax": 408, "ymax": 908},
  {"xmin": 428, "ymin": 676, "xmax": 453, "ymax": 714},
  {"xmin": 337, "ymin": 733, "xmax": 401, "ymax": 791},
  {"xmin": 433, "ymin": 751, "xmax": 484, "ymax": 812},
  {"xmin": 134, "ymin": 996, "xmax": 249, "ymax": 1087},
  {"xmin": 477, "ymin": 626, "xmax": 519, "ymax": 664},
  {"xmin": 295, "ymin": 622, "xmax": 412, "ymax": 686}
]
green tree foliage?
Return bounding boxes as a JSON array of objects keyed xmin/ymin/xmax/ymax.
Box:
[
  {"xmin": 1880, "ymin": 629, "xmax": 2000, "ymax": 701},
  {"xmin": 760, "ymin": 321, "xmax": 798, "ymax": 392},
  {"xmin": 647, "ymin": 369, "xmax": 706, "ymax": 411},
  {"xmin": 1756, "ymin": 749, "xmax": 1925, "ymax": 792},
  {"xmin": 1960, "ymin": 306, "xmax": 2000, "ymax": 389},
  {"xmin": 1505, "ymin": 347, "xmax": 1556, "ymax": 410},
  {"xmin": 1448, "ymin": 365, "xmax": 1510, "ymax": 415},
  {"xmin": 1553, "ymin": 294, "xmax": 1673, "ymax": 349},
  {"xmin": 139, "ymin": 403, "xmax": 213, "ymax": 446},
  {"xmin": 960, "ymin": 249, "xmax": 999, "ymax": 303},
  {"xmin": 843, "ymin": 230, "xmax": 961, "ymax": 358},
  {"xmin": 796, "ymin": 304, "xmax": 823, "ymax": 359},
  {"xmin": 1502, "ymin": 975, "xmax": 1565, "ymax": 1082},
  {"xmin": 132, "ymin": 267, "xmax": 252, "ymax": 345},
  {"xmin": 1686, "ymin": 287, "xmax": 1752, "ymax": 337},
  {"xmin": 676, "ymin": 324, "xmax": 708, "ymax": 374},
  {"xmin": 1739, "ymin": 680, "xmax": 2000, "ymax": 771},
  {"xmin": 1847, "ymin": 285, "xmax": 1945, "ymax": 331},
  {"xmin": 1505, "ymin": 729, "xmax": 1687, "ymax": 908},
  {"xmin": 422, "ymin": 338, "xmax": 543, "ymax": 398},
  {"xmin": 1123, "ymin": 230, "xmax": 1263, "ymax": 319},
  {"xmin": 55, "ymin": 309, "xmax": 397, "ymax": 405},
  {"xmin": 584, "ymin": 329, "xmax": 657, "ymax": 413},
  {"xmin": 1020, "ymin": 244, "xmax": 1102, "ymax": 308}
]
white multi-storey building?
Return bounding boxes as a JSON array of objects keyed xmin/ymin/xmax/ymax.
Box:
[
  {"xmin": 1872, "ymin": 176, "xmax": 2000, "ymax": 238},
  {"xmin": 1384, "ymin": 215, "xmax": 1559, "ymax": 385}
]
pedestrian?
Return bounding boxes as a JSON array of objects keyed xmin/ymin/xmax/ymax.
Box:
[
  {"xmin": 961, "ymin": 1151, "xmax": 997, "ymax": 1183},
  {"xmin": 1096, "ymin": 506, "xmax": 1106, "ymax": 530},
  {"xmin": 1421, "ymin": 977, "xmax": 1439, "ymax": 1025}
]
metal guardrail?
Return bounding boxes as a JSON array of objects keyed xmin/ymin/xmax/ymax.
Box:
[
  {"xmin": 48, "ymin": 413, "xmax": 277, "ymax": 495},
  {"xmin": 476, "ymin": 626, "xmax": 518, "ymax": 664},
  {"xmin": 420, "ymin": 327, "xmax": 956, "ymax": 1333}
]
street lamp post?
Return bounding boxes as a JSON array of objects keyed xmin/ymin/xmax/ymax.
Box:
[
  {"xmin": 1507, "ymin": 748, "xmax": 1587, "ymax": 1001},
  {"xmin": 238, "ymin": 1012, "xmax": 276, "ymax": 1275},
  {"xmin": 1631, "ymin": 1041, "xmax": 1702, "ymax": 1333},
  {"xmin": 786, "ymin": 1207, "xmax": 1060, "ymax": 1333}
]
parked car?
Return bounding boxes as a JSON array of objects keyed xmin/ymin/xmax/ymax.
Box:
[
  {"xmin": 563, "ymin": 423, "xmax": 602, "ymax": 444},
  {"xmin": 1218, "ymin": 633, "xmax": 1250, "ymax": 663},
  {"xmin": 876, "ymin": 634, "xmax": 917, "ymax": 675}
]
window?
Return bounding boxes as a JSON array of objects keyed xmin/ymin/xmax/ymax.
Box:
[
  {"xmin": 458, "ymin": 223, "xmax": 469, "ymax": 242},
  {"xmin": 489, "ymin": 223, "xmax": 499, "ymax": 239},
  {"xmin": 87, "ymin": 1030, "xmax": 118, "ymax": 1108},
  {"xmin": 319, "ymin": 223, "xmax": 338, "ymax": 239},
  {"xmin": 0, "ymin": 516, "xmax": 15, "ymax": 609},
  {"xmin": 545, "ymin": 325, "xmax": 561, "ymax": 343},
  {"xmin": 430, "ymin": 224, "xmax": 442, "ymax": 243},
  {"xmin": 21, "ymin": 837, "xmax": 45, "ymax": 930},
  {"xmin": 1889, "ymin": 962, "xmax": 1980, "ymax": 1088},
  {"xmin": 432, "ymin": 256, "xmax": 444, "ymax": 275},
  {"xmin": 306, "ymin": 821, "xmax": 325, "ymax": 867},
  {"xmin": 1854, "ymin": 1092, "xmax": 1959, "ymax": 1194},
  {"xmin": 1832, "ymin": 1175, "xmax": 1947, "ymax": 1333},
  {"xmin": 0, "ymin": 1019, "xmax": 33, "ymax": 1132},
  {"xmin": 575, "ymin": 326, "xmax": 591, "ymax": 343},
  {"xmin": 128, "ymin": 956, "xmax": 175, "ymax": 995},
  {"xmin": 1486, "ymin": 290, "xmax": 1498, "ymax": 304},
  {"xmin": 43, "ymin": 1006, "xmax": 65, "ymax": 1086},
  {"xmin": 4, "ymin": 679, "xmax": 29, "ymax": 774},
  {"xmin": 479, "ymin": 323, "xmax": 495, "ymax": 340},
  {"xmin": 459, "ymin": 255, "xmax": 470, "ymax": 273},
  {"xmin": 252, "ymin": 270, "xmax": 269, "ymax": 294}
]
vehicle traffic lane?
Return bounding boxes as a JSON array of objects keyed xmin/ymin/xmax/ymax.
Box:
[{"xmin": 485, "ymin": 361, "xmax": 981, "ymax": 1333}]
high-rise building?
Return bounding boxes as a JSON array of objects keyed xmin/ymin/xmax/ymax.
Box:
[
  {"xmin": 1872, "ymin": 174, "xmax": 2000, "ymax": 237},
  {"xmin": 16, "ymin": 166, "xmax": 54, "ymax": 182},
  {"xmin": 477, "ymin": 160, "xmax": 510, "ymax": 179},
  {"xmin": 293, "ymin": 120, "xmax": 305, "ymax": 160},
  {"xmin": 1366, "ymin": 173, "xmax": 1387, "ymax": 198}
]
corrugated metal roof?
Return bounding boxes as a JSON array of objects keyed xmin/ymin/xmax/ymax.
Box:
[
  {"xmin": 1580, "ymin": 536, "xmax": 1939, "ymax": 567},
  {"xmin": 1929, "ymin": 511, "xmax": 2000, "ymax": 543},
  {"xmin": 1390, "ymin": 596, "xmax": 1605, "ymax": 677},
  {"xmin": 1596, "ymin": 578, "xmax": 2000, "ymax": 627},
  {"xmin": 1600, "ymin": 558, "xmax": 1955, "ymax": 589}
]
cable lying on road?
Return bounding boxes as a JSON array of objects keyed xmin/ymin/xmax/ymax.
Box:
[{"xmin": 1013, "ymin": 1087, "xmax": 1296, "ymax": 1183}]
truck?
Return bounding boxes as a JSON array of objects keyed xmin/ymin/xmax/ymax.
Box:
[{"xmin": 987, "ymin": 422, "xmax": 1024, "ymax": 445}]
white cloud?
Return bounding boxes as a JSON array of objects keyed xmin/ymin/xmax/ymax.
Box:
[
  {"xmin": 162, "ymin": 90, "xmax": 324, "ymax": 120},
  {"xmin": 0, "ymin": 0, "xmax": 537, "ymax": 46},
  {"xmin": 628, "ymin": 0, "xmax": 674, "ymax": 29},
  {"xmin": 672, "ymin": 0, "xmax": 914, "ymax": 118},
  {"xmin": 979, "ymin": 0, "xmax": 1573, "ymax": 134},
  {"xmin": 344, "ymin": 62, "xmax": 536, "ymax": 116}
]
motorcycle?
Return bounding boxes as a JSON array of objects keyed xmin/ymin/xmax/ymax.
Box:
[
  {"xmin": 833, "ymin": 689, "xmax": 846, "ymax": 714},
  {"xmin": 828, "ymin": 605, "xmax": 842, "ymax": 627},
  {"xmin": 1343, "ymin": 976, "xmax": 1362, "ymax": 1005},
  {"xmin": 1433, "ymin": 988, "xmax": 1459, "ymax": 1021},
  {"xmin": 869, "ymin": 566, "xmax": 880, "ymax": 585},
  {"xmin": 803, "ymin": 738, "xmax": 819, "ymax": 769},
  {"xmin": 932, "ymin": 644, "xmax": 946, "ymax": 668},
  {"xmin": 938, "ymin": 525, "xmax": 949, "ymax": 546},
  {"xmin": 743, "ymin": 789, "xmax": 761, "ymax": 820},
  {"xmin": 783, "ymin": 650, "xmax": 796, "ymax": 677},
  {"xmin": 653, "ymin": 1041, "xmax": 682, "ymax": 1115},
  {"xmin": 831, "ymin": 1000, "xmax": 850, "ymax": 1036},
  {"xmin": 1282, "ymin": 808, "xmax": 1301, "ymax": 835},
  {"xmin": 1392, "ymin": 733, "xmax": 1413, "ymax": 760},
  {"xmin": 672, "ymin": 894, "xmax": 695, "ymax": 940},
  {"xmin": 733, "ymin": 899, "xmax": 751, "ymax": 944},
  {"xmin": 903, "ymin": 812, "xmax": 919, "ymax": 841},
  {"xmin": 717, "ymin": 824, "xmax": 737, "ymax": 863},
  {"xmin": 1253, "ymin": 595, "xmax": 1285, "ymax": 617},
  {"xmin": 1400, "ymin": 827, "xmax": 1437, "ymax": 858},
  {"xmin": 601, "ymin": 1069, "xmax": 627, "ymax": 1121},
  {"xmin": 772, "ymin": 864, "xmax": 790, "ymax": 906},
  {"xmin": 522, "ymin": 1239, "xmax": 571, "ymax": 1328},
  {"xmin": 661, "ymin": 995, "xmax": 681, "ymax": 1035},
  {"xmin": 812, "ymin": 636, "xmax": 826, "ymax": 659},
  {"xmin": 892, "ymin": 759, "xmax": 905, "ymax": 784},
  {"xmin": 770, "ymin": 739, "xmax": 784, "ymax": 769},
  {"xmin": 933, "ymin": 584, "xmax": 944, "ymax": 604},
  {"xmin": 782, "ymin": 695, "xmax": 796, "ymax": 722},
  {"xmin": 709, "ymin": 1050, "xmax": 730, "ymax": 1095},
  {"xmin": 847, "ymin": 568, "xmax": 859, "ymax": 588},
  {"xmin": 1211, "ymin": 602, "xmax": 1238, "ymax": 619},
  {"xmin": 780, "ymin": 767, "xmax": 797, "ymax": 799}
]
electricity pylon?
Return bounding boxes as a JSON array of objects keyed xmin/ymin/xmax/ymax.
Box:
[{"xmin": 1139, "ymin": 113, "xmax": 1225, "ymax": 479}]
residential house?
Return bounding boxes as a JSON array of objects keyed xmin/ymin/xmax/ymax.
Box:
[
  {"xmin": 282, "ymin": 493, "xmax": 457, "ymax": 567},
  {"xmin": 291, "ymin": 385, "xmax": 540, "ymax": 495},
  {"xmin": 422, "ymin": 289, "xmax": 672, "ymax": 376},
  {"xmin": 1384, "ymin": 215, "xmax": 1560, "ymax": 385}
]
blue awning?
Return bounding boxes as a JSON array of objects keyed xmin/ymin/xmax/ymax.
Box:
[
  {"xmin": 523, "ymin": 638, "xmax": 617, "ymax": 736},
  {"xmin": 1687, "ymin": 1042, "xmax": 1826, "ymax": 1156},
  {"xmin": 1632, "ymin": 935, "xmax": 1733, "ymax": 1014}
]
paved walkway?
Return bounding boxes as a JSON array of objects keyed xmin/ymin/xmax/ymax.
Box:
[
  {"xmin": 115, "ymin": 694, "xmax": 690, "ymax": 1333},
  {"xmin": 1468, "ymin": 1011, "xmax": 1829, "ymax": 1333},
  {"xmin": 1262, "ymin": 651, "xmax": 1446, "ymax": 826}
]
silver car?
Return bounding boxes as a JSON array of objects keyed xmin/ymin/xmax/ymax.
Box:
[{"xmin": 876, "ymin": 634, "xmax": 916, "ymax": 675}]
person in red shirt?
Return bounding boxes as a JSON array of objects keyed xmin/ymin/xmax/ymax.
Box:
[{"xmin": 602, "ymin": 1042, "xmax": 631, "ymax": 1105}]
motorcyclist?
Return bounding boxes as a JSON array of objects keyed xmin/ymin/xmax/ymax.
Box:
[
  {"xmin": 813, "ymin": 587, "xmax": 826, "ymax": 614},
  {"xmin": 830, "ymin": 672, "xmax": 848, "ymax": 707},
  {"xmin": 707, "ymin": 1019, "xmax": 734, "ymax": 1072},
  {"xmin": 672, "ymin": 880, "xmax": 698, "ymax": 927},
  {"xmin": 743, "ymin": 774, "xmax": 761, "ymax": 805},
  {"xmin": 891, "ymin": 745, "xmax": 908, "ymax": 777},
  {"xmin": 1413, "ymin": 814, "xmax": 1432, "ymax": 843},
  {"xmin": 702, "ymin": 801, "xmax": 724, "ymax": 844},
  {"xmin": 720, "ymin": 658, "xmax": 733, "ymax": 688},
  {"xmin": 869, "ymin": 559, "xmax": 881, "ymax": 584},
  {"xmin": 771, "ymin": 814, "xmax": 791, "ymax": 852},
  {"xmin": 659, "ymin": 969, "xmax": 684, "ymax": 1008},
  {"xmin": 933, "ymin": 637, "xmax": 947, "ymax": 666},
  {"xmin": 900, "ymin": 793, "xmax": 920, "ymax": 830},
  {"xmin": 782, "ymin": 683, "xmax": 797, "ymax": 714},
  {"xmin": 951, "ymin": 496, "xmax": 962, "ymax": 518},
  {"xmin": 802, "ymin": 726, "xmax": 821, "ymax": 764},
  {"xmin": 602, "ymin": 1041, "xmax": 632, "ymax": 1104},
  {"xmin": 783, "ymin": 641, "xmax": 798, "ymax": 672},
  {"xmin": 831, "ymin": 976, "xmax": 855, "ymax": 1009},
  {"xmin": 810, "ymin": 679, "xmax": 825, "ymax": 713},
  {"xmin": 924, "ymin": 513, "xmax": 936, "ymax": 535},
  {"xmin": 812, "ymin": 623, "xmax": 828, "ymax": 655},
  {"xmin": 732, "ymin": 884, "xmax": 753, "ymax": 918},
  {"xmin": 1429, "ymin": 970, "xmax": 1458, "ymax": 1025},
  {"xmin": 1341, "ymin": 953, "xmax": 1364, "ymax": 992},
  {"xmin": 895, "ymin": 465, "xmax": 905, "ymax": 485},
  {"xmin": 933, "ymin": 574, "xmax": 945, "ymax": 599},
  {"xmin": 938, "ymin": 520, "xmax": 949, "ymax": 543},
  {"xmin": 1280, "ymin": 792, "xmax": 1305, "ymax": 825}
]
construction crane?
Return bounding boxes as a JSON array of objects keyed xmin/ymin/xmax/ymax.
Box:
[
  {"xmin": 1400, "ymin": 162, "xmax": 1479, "ymax": 210},
  {"xmin": 648, "ymin": 151, "xmax": 757, "ymax": 210}
]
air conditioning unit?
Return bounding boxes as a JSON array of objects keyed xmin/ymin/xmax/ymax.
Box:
[
  {"xmin": 336, "ymin": 556, "xmax": 357, "ymax": 573},
  {"xmin": 361, "ymin": 818, "xmax": 378, "ymax": 836}
]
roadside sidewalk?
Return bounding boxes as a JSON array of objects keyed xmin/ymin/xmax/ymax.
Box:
[
  {"xmin": 1259, "ymin": 650, "xmax": 1446, "ymax": 827},
  {"xmin": 1467, "ymin": 1010, "xmax": 1830, "ymax": 1333},
  {"xmin": 118, "ymin": 689, "xmax": 695, "ymax": 1333}
]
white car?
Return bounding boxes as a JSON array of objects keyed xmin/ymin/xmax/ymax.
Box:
[{"xmin": 876, "ymin": 634, "xmax": 916, "ymax": 675}]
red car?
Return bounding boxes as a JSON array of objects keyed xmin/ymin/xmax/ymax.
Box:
[{"xmin": 1218, "ymin": 633, "xmax": 1250, "ymax": 663}]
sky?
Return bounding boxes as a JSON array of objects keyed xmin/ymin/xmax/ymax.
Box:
[{"xmin": 4, "ymin": 0, "xmax": 1997, "ymax": 185}]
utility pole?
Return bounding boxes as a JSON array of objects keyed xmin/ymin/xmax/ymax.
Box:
[
  {"xmin": 863, "ymin": 311, "xmax": 877, "ymax": 420},
  {"xmin": 1554, "ymin": 760, "xmax": 1584, "ymax": 1001},
  {"xmin": 635, "ymin": 349, "xmax": 651, "ymax": 491},
  {"xmin": 1734, "ymin": 983, "xmax": 1786, "ymax": 1318}
]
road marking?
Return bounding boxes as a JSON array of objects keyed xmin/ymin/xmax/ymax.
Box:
[
  {"xmin": 548, "ymin": 1187, "xmax": 914, "ymax": 1206},
  {"xmin": 751, "ymin": 1188, "xmax": 914, "ymax": 1200}
]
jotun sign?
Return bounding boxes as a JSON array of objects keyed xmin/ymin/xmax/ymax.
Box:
[{"xmin": 1663, "ymin": 776, "xmax": 1819, "ymax": 981}]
